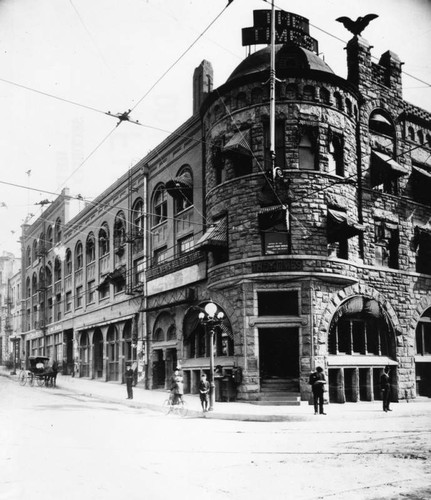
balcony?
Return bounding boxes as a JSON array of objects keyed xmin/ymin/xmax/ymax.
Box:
[{"xmin": 147, "ymin": 249, "xmax": 206, "ymax": 281}]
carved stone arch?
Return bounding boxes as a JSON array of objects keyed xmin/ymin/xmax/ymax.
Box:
[
  {"xmin": 410, "ymin": 295, "xmax": 431, "ymax": 334},
  {"xmin": 317, "ymin": 282, "xmax": 401, "ymax": 345},
  {"xmin": 153, "ymin": 310, "xmax": 175, "ymax": 342}
]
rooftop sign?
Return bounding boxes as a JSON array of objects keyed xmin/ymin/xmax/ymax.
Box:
[{"xmin": 242, "ymin": 10, "xmax": 318, "ymax": 54}]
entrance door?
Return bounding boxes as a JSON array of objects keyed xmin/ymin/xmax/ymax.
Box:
[
  {"xmin": 93, "ymin": 329, "xmax": 103, "ymax": 379},
  {"xmin": 64, "ymin": 330, "xmax": 73, "ymax": 375},
  {"xmin": 259, "ymin": 328, "xmax": 299, "ymax": 379}
]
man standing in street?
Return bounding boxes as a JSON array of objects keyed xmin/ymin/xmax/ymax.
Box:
[
  {"xmin": 381, "ymin": 365, "xmax": 392, "ymax": 412},
  {"xmin": 309, "ymin": 366, "xmax": 327, "ymax": 415},
  {"xmin": 199, "ymin": 373, "xmax": 210, "ymax": 413},
  {"xmin": 125, "ymin": 363, "xmax": 134, "ymax": 400}
]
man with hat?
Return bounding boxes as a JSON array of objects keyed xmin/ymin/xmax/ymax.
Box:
[{"xmin": 125, "ymin": 363, "xmax": 134, "ymax": 399}]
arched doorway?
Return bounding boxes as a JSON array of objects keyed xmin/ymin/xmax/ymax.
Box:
[
  {"xmin": 151, "ymin": 312, "xmax": 177, "ymax": 389},
  {"xmin": 327, "ymin": 296, "xmax": 397, "ymax": 403},
  {"xmin": 93, "ymin": 328, "xmax": 103, "ymax": 379},
  {"xmin": 79, "ymin": 332, "xmax": 90, "ymax": 378},
  {"xmin": 107, "ymin": 324, "xmax": 120, "ymax": 381}
]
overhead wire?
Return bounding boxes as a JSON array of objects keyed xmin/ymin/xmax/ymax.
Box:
[{"xmin": 129, "ymin": 2, "xmax": 233, "ymax": 114}]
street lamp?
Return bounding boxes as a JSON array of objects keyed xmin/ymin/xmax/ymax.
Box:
[{"xmin": 198, "ymin": 302, "xmax": 224, "ymax": 411}]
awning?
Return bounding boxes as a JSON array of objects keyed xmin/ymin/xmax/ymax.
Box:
[
  {"xmin": 196, "ymin": 218, "xmax": 227, "ymax": 249},
  {"xmin": 96, "ymin": 266, "xmax": 125, "ymax": 289},
  {"xmin": 166, "ymin": 171, "xmax": 193, "ymax": 195},
  {"xmin": 222, "ymin": 130, "xmax": 251, "ymax": 157},
  {"xmin": 258, "ymin": 206, "xmax": 288, "ymax": 231},
  {"xmin": 371, "ymin": 150, "xmax": 408, "ymax": 186},
  {"xmin": 327, "ymin": 208, "xmax": 364, "ymax": 243},
  {"xmin": 327, "ymin": 355, "xmax": 398, "ymax": 367},
  {"xmin": 412, "ymin": 164, "xmax": 431, "ymax": 180},
  {"xmin": 109, "ymin": 266, "xmax": 126, "ymax": 282}
]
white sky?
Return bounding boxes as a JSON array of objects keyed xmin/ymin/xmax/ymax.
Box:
[{"xmin": 0, "ymin": 0, "xmax": 430, "ymax": 256}]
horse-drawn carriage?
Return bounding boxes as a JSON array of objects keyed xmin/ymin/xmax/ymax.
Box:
[{"xmin": 18, "ymin": 356, "xmax": 58, "ymax": 387}]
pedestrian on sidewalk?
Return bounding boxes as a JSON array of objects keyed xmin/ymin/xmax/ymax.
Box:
[
  {"xmin": 309, "ymin": 366, "xmax": 327, "ymax": 415},
  {"xmin": 199, "ymin": 373, "xmax": 210, "ymax": 412},
  {"xmin": 125, "ymin": 363, "xmax": 134, "ymax": 400},
  {"xmin": 381, "ymin": 365, "xmax": 392, "ymax": 412}
]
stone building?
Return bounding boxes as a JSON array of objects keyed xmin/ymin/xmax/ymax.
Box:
[
  {"xmin": 19, "ymin": 9, "xmax": 431, "ymax": 402},
  {"xmin": 0, "ymin": 251, "xmax": 20, "ymax": 364}
]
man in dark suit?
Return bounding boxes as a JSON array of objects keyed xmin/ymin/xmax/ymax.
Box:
[
  {"xmin": 381, "ymin": 366, "xmax": 392, "ymax": 412},
  {"xmin": 125, "ymin": 364, "xmax": 134, "ymax": 400},
  {"xmin": 309, "ymin": 366, "xmax": 327, "ymax": 415}
]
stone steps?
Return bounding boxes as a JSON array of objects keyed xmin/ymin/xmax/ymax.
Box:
[{"xmin": 253, "ymin": 378, "xmax": 301, "ymax": 406}]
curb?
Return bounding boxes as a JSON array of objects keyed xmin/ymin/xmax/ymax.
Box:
[{"xmin": 3, "ymin": 370, "xmax": 430, "ymax": 422}]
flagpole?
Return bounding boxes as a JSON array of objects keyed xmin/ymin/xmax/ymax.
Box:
[{"xmin": 269, "ymin": 0, "xmax": 276, "ymax": 181}]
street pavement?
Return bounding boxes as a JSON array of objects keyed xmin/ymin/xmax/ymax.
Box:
[{"xmin": 1, "ymin": 367, "xmax": 430, "ymax": 422}]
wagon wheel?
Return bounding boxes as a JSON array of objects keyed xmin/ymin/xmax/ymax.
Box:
[
  {"xmin": 18, "ymin": 371, "xmax": 27, "ymax": 386},
  {"xmin": 28, "ymin": 373, "xmax": 35, "ymax": 386},
  {"xmin": 36, "ymin": 376, "xmax": 45, "ymax": 387}
]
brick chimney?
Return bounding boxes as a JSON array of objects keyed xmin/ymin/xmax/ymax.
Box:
[{"xmin": 193, "ymin": 60, "xmax": 213, "ymax": 115}]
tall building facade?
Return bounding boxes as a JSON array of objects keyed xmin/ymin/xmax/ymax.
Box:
[
  {"xmin": 0, "ymin": 251, "xmax": 20, "ymax": 364},
  {"xmin": 19, "ymin": 10, "xmax": 431, "ymax": 402}
]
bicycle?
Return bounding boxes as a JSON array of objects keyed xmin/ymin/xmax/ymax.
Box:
[{"xmin": 162, "ymin": 393, "xmax": 188, "ymax": 417}]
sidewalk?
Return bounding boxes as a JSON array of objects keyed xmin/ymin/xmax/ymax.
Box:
[{"xmin": 2, "ymin": 367, "xmax": 430, "ymax": 422}]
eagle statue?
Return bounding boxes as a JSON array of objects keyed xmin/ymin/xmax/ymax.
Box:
[{"xmin": 336, "ymin": 14, "xmax": 379, "ymax": 36}]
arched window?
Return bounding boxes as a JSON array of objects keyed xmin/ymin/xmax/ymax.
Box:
[
  {"xmin": 153, "ymin": 328, "xmax": 164, "ymax": 342},
  {"xmin": 328, "ymin": 297, "xmax": 394, "ymax": 357},
  {"xmin": 345, "ymin": 98, "xmax": 352, "ymax": 116},
  {"xmin": 303, "ymin": 85, "xmax": 314, "ymax": 101},
  {"xmin": 54, "ymin": 257, "xmax": 62, "ymax": 282},
  {"xmin": 26, "ymin": 246, "xmax": 31, "ymax": 267},
  {"xmin": 26, "ymin": 277, "xmax": 31, "ymax": 298},
  {"xmin": 236, "ymin": 92, "xmax": 247, "ymax": 109},
  {"xmin": 114, "ymin": 211, "xmax": 127, "ymax": 251},
  {"xmin": 32, "ymin": 273, "xmax": 38, "ymax": 295},
  {"xmin": 54, "ymin": 217, "xmax": 62, "ymax": 243},
  {"xmin": 333, "ymin": 92, "xmax": 343, "ymax": 111},
  {"xmin": 38, "ymin": 232, "xmax": 45, "ymax": 257},
  {"xmin": 328, "ymin": 132, "xmax": 344, "ymax": 176},
  {"xmin": 320, "ymin": 87, "xmax": 330, "ymax": 105},
  {"xmin": 75, "ymin": 241, "xmax": 83, "ymax": 270},
  {"xmin": 46, "ymin": 226, "xmax": 53, "ymax": 249},
  {"xmin": 152, "ymin": 186, "xmax": 167, "ymax": 226},
  {"xmin": 369, "ymin": 111, "xmax": 400, "ymax": 194},
  {"xmin": 167, "ymin": 324, "xmax": 177, "ymax": 341},
  {"xmin": 65, "ymin": 248, "xmax": 72, "ymax": 276},
  {"xmin": 408, "ymin": 126, "xmax": 415, "ymax": 141},
  {"xmin": 417, "ymin": 130, "xmax": 424, "ymax": 145},
  {"xmin": 251, "ymin": 87, "xmax": 263, "ymax": 104},
  {"xmin": 299, "ymin": 132, "xmax": 316, "ymax": 170},
  {"xmin": 32, "ymin": 240, "xmax": 38, "ymax": 262},
  {"xmin": 166, "ymin": 167, "xmax": 193, "ymax": 215},
  {"xmin": 86, "ymin": 233, "xmax": 96, "ymax": 263},
  {"xmin": 99, "ymin": 224, "xmax": 110, "ymax": 257},
  {"xmin": 132, "ymin": 198, "xmax": 145, "ymax": 253},
  {"xmin": 45, "ymin": 264, "xmax": 52, "ymax": 289},
  {"xmin": 153, "ymin": 312, "xmax": 175, "ymax": 343}
]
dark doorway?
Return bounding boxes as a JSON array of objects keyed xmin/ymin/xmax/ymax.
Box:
[
  {"xmin": 259, "ymin": 328, "xmax": 299, "ymax": 379},
  {"xmin": 93, "ymin": 328, "xmax": 103, "ymax": 379},
  {"xmin": 152, "ymin": 350, "xmax": 165, "ymax": 389},
  {"xmin": 64, "ymin": 330, "xmax": 74, "ymax": 375},
  {"xmin": 416, "ymin": 363, "xmax": 431, "ymax": 397}
]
